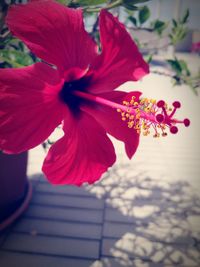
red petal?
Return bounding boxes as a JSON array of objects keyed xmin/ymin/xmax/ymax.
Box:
[
  {"xmin": 0, "ymin": 63, "xmax": 65, "ymax": 153},
  {"xmin": 42, "ymin": 112, "xmax": 116, "ymax": 185},
  {"xmin": 88, "ymin": 10, "xmax": 149, "ymax": 93},
  {"xmin": 6, "ymin": 0, "xmax": 97, "ymax": 74},
  {"xmin": 81, "ymin": 91, "xmax": 141, "ymax": 159}
]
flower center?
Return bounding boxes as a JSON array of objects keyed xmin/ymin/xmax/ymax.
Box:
[{"xmin": 59, "ymin": 76, "xmax": 91, "ymax": 114}]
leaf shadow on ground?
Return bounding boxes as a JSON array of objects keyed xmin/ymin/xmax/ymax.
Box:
[
  {"xmin": 85, "ymin": 162, "xmax": 200, "ymax": 267},
  {"xmin": 0, "ymin": 161, "xmax": 200, "ymax": 267}
]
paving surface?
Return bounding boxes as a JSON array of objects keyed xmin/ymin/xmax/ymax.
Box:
[{"xmin": 0, "ymin": 53, "xmax": 200, "ymax": 267}]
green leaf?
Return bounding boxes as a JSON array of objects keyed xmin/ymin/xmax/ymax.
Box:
[
  {"xmin": 167, "ymin": 59, "xmax": 182, "ymax": 75},
  {"xmin": 123, "ymin": 3, "xmax": 139, "ymax": 11},
  {"xmin": 77, "ymin": 0, "xmax": 107, "ymax": 6},
  {"xmin": 123, "ymin": 0, "xmax": 151, "ymax": 11},
  {"xmin": 144, "ymin": 54, "xmax": 153, "ymax": 63},
  {"xmin": 139, "ymin": 6, "xmax": 150, "ymax": 25},
  {"xmin": 128, "ymin": 16, "xmax": 137, "ymax": 26},
  {"xmin": 167, "ymin": 58, "xmax": 191, "ymax": 77},
  {"xmin": 169, "ymin": 18, "xmax": 188, "ymax": 45},
  {"xmin": 172, "ymin": 19, "xmax": 177, "ymax": 27},
  {"xmin": 135, "ymin": 0, "xmax": 150, "ymax": 2},
  {"xmin": 124, "ymin": 0, "xmax": 150, "ymax": 3},
  {"xmin": 152, "ymin": 20, "xmax": 168, "ymax": 35},
  {"xmin": 0, "ymin": 49, "xmax": 34, "ymax": 67},
  {"xmin": 0, "ymin": 54, "xmax": 24, "ymax": 68},
  {"xmin": 18, "ymin": 42, "xmax": 24, "ymax": 52},
  {"xmin": 178, "ymin": 59, "xmax": 191, "ymax": 76},
  {"xmin": 57, "ymin": 0, "xmax": 72, "ymax": 4},
  {"xmin": 181, "ymin": 9, "xmax": 189, "ymax": 24}
]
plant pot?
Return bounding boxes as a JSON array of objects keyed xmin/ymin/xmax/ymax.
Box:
[{"xmin": 0, "ymin": 151, "xmax": 32, "ymax": 231}]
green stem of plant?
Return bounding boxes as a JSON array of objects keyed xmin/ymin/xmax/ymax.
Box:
[{"xmin": 84, "ymin": 0, "xmax": 123, "ymax": 13}]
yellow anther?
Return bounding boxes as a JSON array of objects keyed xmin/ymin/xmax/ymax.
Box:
[
  {"xmin": 143, "ymin": 129, "xmax": 150, "ymax": 136},
  {"xmin": 142, "ymin": 124, "xmax": 147, "ymax": 130},
  {"xmin": 128, "ymin": 121, "xmax": 134, "ymax": 128},
  {"xmin": 153, "ymin": 133, "xmax": 160, "ymax": 138},
  {"xmin": 119, "ymin": 95, "xmax": 170, "ymax": 139},
  {"xmin": 150, "ymin": 99, "xmax": 156, "ymax": 104},
  {"xmin": 123, "ymin": 101, "xmax": 128, "ymax": 106},
  {"xmin": 136, "ymin": 114, "xmax": 140, "ymax": 119}
]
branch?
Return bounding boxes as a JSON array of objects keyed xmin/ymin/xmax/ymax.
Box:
[{"xmin": 84, "ymin": 0, "xmax": 123, "ymax": 13}]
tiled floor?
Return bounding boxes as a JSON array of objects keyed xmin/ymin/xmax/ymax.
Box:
[
  {"xmin": 0, "ymin": 161, "xmax": 200, "ymax": 267},
  {"xmin": 0, "ymin": 53, "xmax": 200, "ymax": 266}
]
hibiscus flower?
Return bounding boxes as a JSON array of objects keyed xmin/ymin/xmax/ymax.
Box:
[{"xmin": 0, "ymin": 0, "xmax": 189, "ymax": 185}]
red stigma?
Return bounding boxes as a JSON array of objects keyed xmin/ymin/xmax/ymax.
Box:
[
  {"xmin": 184, "ymin": 118, "xmax": 190, "ymax": 127},
  {"xmin": 157, "ymin": 100, "xmax": 165, "ymax": 108},
  {"xmin": 156, "ymin": 114, "xmax": 164, "ymax": 123},
  {"xmin": 170, "ymin": 126, "xmax": 178, "ymax": 134},
  {"xmin": 173, "ymin": 101, "xmax": 181, "ymax": 108}
]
